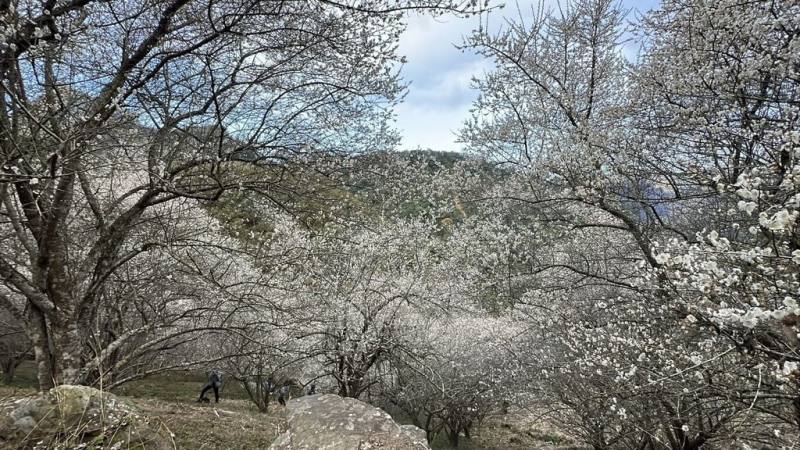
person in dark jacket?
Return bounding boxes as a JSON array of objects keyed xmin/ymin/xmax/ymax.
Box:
[
  {"xmin": 198, "ymin": 370, "xmax": 223, "ymax": 403},
  {"xmin": 277, "ymin": 384, "xmax": 290, "ymax": 406}
]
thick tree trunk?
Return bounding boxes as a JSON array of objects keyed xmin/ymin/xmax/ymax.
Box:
[
  {"xmin": 27, "ymin": 303, "xmax": 87, "ymax": 390},
  {"xmin": 27, "ymin": 307, "xmax": 55, "ymax": 391},
  {"xmin": 30, "ymin": 323, "xmax": 87, "ymax": 389},
  {"xmin": 51, "ymin": 318, "xmax": 84, "ymax": 385}
]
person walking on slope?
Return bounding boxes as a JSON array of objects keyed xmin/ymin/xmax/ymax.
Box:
[
  {"xmin": 198, "ymin": 370, "xmax": 223, "ymax": 403},
  {"xmin": 277, "ymin": 384, "xmax": 290, "ymax": 406}
]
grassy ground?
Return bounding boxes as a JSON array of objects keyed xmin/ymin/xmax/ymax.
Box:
[
  {"xmin": 420, "ymin": 414, "xmax": 583, "ymax": 450},
  {"xmin": 117, "ymin": 366, "xmax": 286, "ymax": 449},
  {"xmin": 112, "ymin": 369, "xmax": 288, "ymax": 448},
  {"xmin": 112, "ymin": 370, "xmax": 252, "ymax": 402},
  {"xmin": 129, "ymin": 397, "xmax": 285, "ymax": 450},
  {"xmin": 2, "ymin": 362, "xmax": 583, "ymax": 449}
]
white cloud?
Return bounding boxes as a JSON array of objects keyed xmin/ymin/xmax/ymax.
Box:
[
  {"xmin": 395, "ymin": 1, "xmax": 662, "ymax": 152},
  {"xmin": 399, "ymin": 13, "xmax": 479, "ymax": 69},
  {"xmin": 396, "ymin": 13, "xmax": 485, "ymax": 151},
  {"xmin": 395, "ymin": 99, "xmax": 472, "ymax": 152}
]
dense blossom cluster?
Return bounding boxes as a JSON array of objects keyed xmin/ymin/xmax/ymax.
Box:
[{"xmin": 458, "ymin": 0, "xmax": 800, "ymax": 448}]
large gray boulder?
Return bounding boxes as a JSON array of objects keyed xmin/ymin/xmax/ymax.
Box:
[
  {"xmin": 269, "ymin": 394, "xmax": 429, "ymax": 450},
  {"xmin": 0, "ymin": 385, "xmax": 173, "ymax": 450}
]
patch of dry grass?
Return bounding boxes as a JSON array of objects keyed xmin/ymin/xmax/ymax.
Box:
[
  {"xmin": 0, "ymin": 384, "xmax": 36, "ymax": 400},
  {"xmin": 467, "ymin": 417, "xmax": 587, "ymax": 450},
  {"xmin": 129, "ymin": 397, "xmax": 286, "ymax": 450},
  {"xmin": 427, "ymin": 414, "xmax": 586, "ymax": 450}
]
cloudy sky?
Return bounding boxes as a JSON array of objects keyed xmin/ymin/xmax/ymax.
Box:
[{"xmin": 395, "ymin": 0, "xmax": 661, "ymax": 152}]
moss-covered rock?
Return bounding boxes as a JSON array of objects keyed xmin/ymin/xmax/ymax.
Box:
[
  {"xmin": 0, "ymin": 385, "xmax": 173, "ymax": 449},
  {"xmin": 268, "ymin": 394, "xmax": 429, "ymax": 450}
]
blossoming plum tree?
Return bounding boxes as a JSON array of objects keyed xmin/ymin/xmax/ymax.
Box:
[
  {"xmin": 0, "ymin": 0, "xmax": 480, "ymax": 391},
  {"xmin": 460, "ymin": 0, "xmax": 800, "ymax": 446}
]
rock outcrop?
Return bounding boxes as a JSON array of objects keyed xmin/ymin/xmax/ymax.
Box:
[
  {"xmin": 0, "ymin": 385, "xmax": 173, "ymax": 450},
  {"xmin": 269, "ymin": 394, "xmax": 429, "ymax": 450}
]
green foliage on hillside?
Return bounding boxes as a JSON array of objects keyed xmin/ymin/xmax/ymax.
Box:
[{"xmin": 206, "ymin": 150, "xmax": 490, "ymax": 241}]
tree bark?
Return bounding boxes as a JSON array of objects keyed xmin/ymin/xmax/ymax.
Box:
[{"xmin": 27, "ymin": 307, "xmax": 55, "ymax": 390}]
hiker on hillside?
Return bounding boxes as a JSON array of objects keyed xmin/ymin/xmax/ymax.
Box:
[
  {"xmin": 198, "ymin": 370, "xmax": 223, "ymax": 403},
  {"xmin": 277, "ymin": 383, "xmax": 290, "ymax": 406}
]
